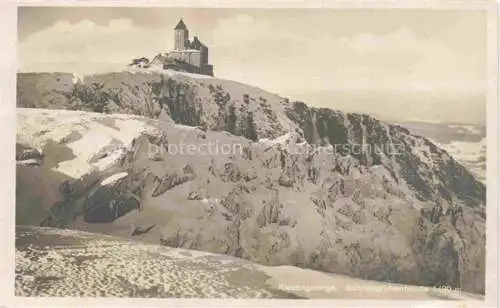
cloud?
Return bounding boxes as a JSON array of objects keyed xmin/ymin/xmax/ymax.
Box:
[
  {"xmin": 207, "ymin": 15, "xmax": 483, "ymax": 96},
  {"xmin": 339, "ymin": 29, "xmax": 434, "ymax": 53},
  {"xmin": 19, "ymin": 18, "xmax": 169, "ymax": 74},
  {"xmin": 19, "ymin": 13, "xmax": 485, "ymax": 99},
  {"xmin": 211, "ymin": 14, "xmax": 298, "ymax": 47},
  {"xmin": 208, "ymin": 14, "xmax": 319, "ymax": 93},
  {"xmin": 303, "ymin": 28, "xmax": 484, "ymax": 93}
]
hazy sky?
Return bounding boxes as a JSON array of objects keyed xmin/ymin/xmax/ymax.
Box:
[{"xmin": 18, "ymin": 7, "xmax": 487, "ymax": 124}]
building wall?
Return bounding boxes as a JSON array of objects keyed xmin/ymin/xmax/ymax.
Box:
[
  {"xmin": 200, "ymin": 46, "xmax": 209, "ymax": 66},
  {"xmin": 169, "ymin": 50, "xmax": 201, "ymax": 67},
  {"xmin": 174, "ymin": 29, "xmax": 189, "ymax": 50},
  {"xmin": 202, "ymin": 64, "xmax": 214, "ymax": 76},
  {"xmin": 169, "ymin": 51, "xmax": 185, "ymax": 62},
  {"xmin": 190, "ymin": 52, "xmax": 201, "ymax": 67},
  {"xmin": 164, "ymin": 61, "xmax": 202, "ymax": 74}
]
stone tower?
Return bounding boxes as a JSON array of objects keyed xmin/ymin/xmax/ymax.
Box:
[{"xmin": 174, "ymin": 19, "xmax": 189, "ymax": 50}]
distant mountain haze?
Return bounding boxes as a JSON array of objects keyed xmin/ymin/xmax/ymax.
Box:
[{"xmin": 290, "ymin": 90, "xmax": 486, "ymax": 125}]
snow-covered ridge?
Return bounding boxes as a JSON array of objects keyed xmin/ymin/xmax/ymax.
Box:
[
  {"xmin": 125, "ymin": 67, "xmax": 214, "ymax": 79},
  {"xmin": 17, "ymin": 108, "xmax": 156, "ymax": 179},
  {"xmin": 17, "ymin": 70, "xmax": 298, "ymax": 141},
  {"xmin": 101, "ymin": 172, "xmax": 128, "ymax": 186},
  {"xmin": 68, "ymin": 68, "xmax": 215, "ymax": 82},
  {"xmin": 258, "ymin": 131, "xmax": 305, "ymax": 147}
]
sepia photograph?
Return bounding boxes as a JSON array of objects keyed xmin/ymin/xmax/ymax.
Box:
[{"xmin": 3, "ymin": 1, "xmax": 498, "ymax": 305}]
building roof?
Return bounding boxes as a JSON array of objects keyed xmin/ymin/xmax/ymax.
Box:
[
  {"xmin": 174, "ymin": 19, "xmax": 187, "ymax": 30},
  {"xmin": 190, "ymin": 36, "xmax": 204, "ymax": 50}
]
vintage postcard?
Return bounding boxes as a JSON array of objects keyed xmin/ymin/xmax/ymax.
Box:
[{"xmin": 0, "ymin": 0, "xmax": 498, "ymax": 307}]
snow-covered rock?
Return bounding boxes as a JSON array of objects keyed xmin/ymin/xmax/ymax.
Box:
[
  {"xmin": 101, "ymin": 172, "xmax": 129, "ymax": 186},
  {"xmin": 17, "ymin": 108, "xmax": 156, "ymax": 179}
]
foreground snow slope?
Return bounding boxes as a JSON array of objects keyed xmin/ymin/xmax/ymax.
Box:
[{"xmin": 15, "ymin": 226, "xmax": 483, "ymax": 300}]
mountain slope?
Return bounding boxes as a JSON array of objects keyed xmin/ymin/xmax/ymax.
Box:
[
  {"xmin": 16, "ymin": 70, "xmax": 486, "ymax": 294},
  {"xmin": 17, "ymin": 70, "xmax": 298, "ymax": 141}
]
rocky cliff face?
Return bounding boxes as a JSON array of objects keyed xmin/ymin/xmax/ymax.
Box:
[{"xmin": 16, "ymin": 70, "xmax": 486, "ymax": 294}]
